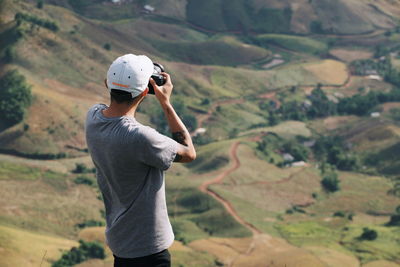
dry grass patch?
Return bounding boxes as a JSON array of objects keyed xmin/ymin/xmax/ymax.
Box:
[
  {"xmin": 330, "ymin": 49, "xmax": 373, "ymax": 62},
  {"xmin": 362, "ymin": 260, "xmax": 400, "ymax": 267},
  {"xmin": 305, "ymin": 246, "xmax": 360, "ymax": 267},
  {"xmin": 0, "ymin": 224, "xmax": 77, "ymax": 267},
  {"xmin": 304, "ymin": 60, "xmax": 348, "ymax": 85}
]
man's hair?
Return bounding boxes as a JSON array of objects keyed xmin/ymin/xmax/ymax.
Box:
[{"xmin": 110, "ymin": 89, "xmax": 140, "ymax": 105}]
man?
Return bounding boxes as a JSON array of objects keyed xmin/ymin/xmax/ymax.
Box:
[{"xmin": 85, "ymin": 54, "xmax": 196, "ymax": 267}]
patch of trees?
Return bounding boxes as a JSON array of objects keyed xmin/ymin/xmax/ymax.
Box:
[
  {"xmin": 338, "ymin": 89, "xmax": 400, "ymax": 116},
  {"xmin": 275, "ymin": 84, "xmax": 400, "ymax": 123},
  {"xmin": 15, "ymin": 12, "xmax": 59, "ymax": 32},
  {"xmin": 0, "ymin": 22, "xmax": 25, "ymax": 63},
  {"xmin": 349, "ymin": 57, "xmax": 390, "ymax": 76},
  {"xmin": 313, "ymin": 136, "xmax": 360, "ymax": 171},
  {"xmin": 0, "ymin": 70, "xmax": 32, "ymax": 127},
  {"xmin": 310, "ymin": 20, "xmax": 325, "ymax": 34},
  {"xmin": 52, "ymin": 240, "xmax": 105, "ymax": 267},
  {"xmin": 256, "ymin": 133, "xmax": 309, "ymax": 166}
]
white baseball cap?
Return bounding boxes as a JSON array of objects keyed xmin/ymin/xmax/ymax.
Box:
[{"xmin": 106, "ymin": 54, "xmax": 154, "ymax": 98}]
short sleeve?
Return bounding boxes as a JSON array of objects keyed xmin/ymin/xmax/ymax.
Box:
[{"xmin": 139, "ymin": 127, "xmax": 179, "ymax": 170}]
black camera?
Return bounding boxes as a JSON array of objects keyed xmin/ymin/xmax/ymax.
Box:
[{"xmin": 148, "ymin": 63, "xmax": 166, "ymax": 94}]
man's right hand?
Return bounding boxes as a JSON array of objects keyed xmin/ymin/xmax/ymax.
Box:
[
  {"xmin": 149, "ymin": 72, "xmax": 196, "ymax": 163},
  {"xmin": 149, "ymin": 72, "xmax": 173, "ymax": 107}
]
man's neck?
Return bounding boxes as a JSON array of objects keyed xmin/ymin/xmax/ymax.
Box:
[{"xmin": 102, "ymin": 101, "xmax": 139, "ymax": 118}]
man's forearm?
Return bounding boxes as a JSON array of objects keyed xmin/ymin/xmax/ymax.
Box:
[{"xmin": 161, "ymin": 102, "xmax": 194, "ymax": 148}]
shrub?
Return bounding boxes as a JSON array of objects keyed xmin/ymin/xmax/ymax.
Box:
[
  {"xmin": 75, "ymin": 220, "xmax": 105, "ymax": 229},
  {"xmin": 37, "ymin": 0, "xmax": 43, "ymax": 9},
  {"xmin": 74, "ymin": 175, "xmax": 95, "ymax": 186},
  {"xmin": 386, "ymin": 215, "xmax": 400, "ymax": 226},
  {"xmin": 103, "ymin": 43, "xmax": 111, "ymax": 50},
  {"xmin": 321, "ymin": 172, "xmax": 340, "ymax": 192},
  {"xmin": 73, "ymin": 163, "xmax": 95, "ymax": 174},
  {"xmin": 52, "ymin": 240, "xmax": 105, "ymax": 267},
  {"xmin": 333, "ymin": 211, "xmax": 345, "ymax": 217},
  {"xmin": 358, "ymin": 228, "xmax": 378, "ymax": 241},
  {"xmin": 0, "ymin": 70, "xmax": 32, "ymax": 127}
]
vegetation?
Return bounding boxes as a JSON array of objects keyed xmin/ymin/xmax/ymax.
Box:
[
  {"xmin": 186, "ymin": 0, "xmax": 292, "ymax": 33},
  {"xmin": 250, "ymin": 34, "xmax": 328, "ymax": 54},
  {"xmin": 386, "ymin": 206, "xmax": 400, "ymax": 226},
  {"xmin": 74, "ymin": 175, "xmax": 96, "ymax": 186},
  {"xmin": 358, "ymin": 228, "xmax": 378, "ymax": 241},
  {"xmin": 52, "ymin": 240, "xmax": 105, "ymax": 267},
  {"xmin": 75, "ymin": 220, "xmax": 105, "ymax": 229},
  {"xmin": 151, "ymin": 37, "xmax": 270, "ymax": 66},
  {"xmin": 15, "ymin": 12, "xmax": 59, "ymax": 32},
  {"xmin": 73, "ymin": 163, "xmax": 96, "ymax": 174},
  {"xmin": 321, "ymin": 171, "xmax": 340, "ymax": 192},
  {"xmin": 313, "ymin": 136, "xmax": 360, "ymax": 171},
  {"xmin": 0, "ymin": 70, "xmax": 32, "ymax": 127},
  {"xmin": 256, "ymin": 133, "xmax": 309, "ymax": 165}
]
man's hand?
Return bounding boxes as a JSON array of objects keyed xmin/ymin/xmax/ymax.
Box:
[
  {"xmin": 149, "ymin": 72, "xmax": 196, "ymax": 163},
  {"xmin": 149, "ymin": 72, "xmax": 173, "ymax": 107}
]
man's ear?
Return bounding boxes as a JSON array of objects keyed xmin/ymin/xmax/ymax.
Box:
[{"xmin": 104, "ymin": 79, "xmax": 108, "ymax": 89}]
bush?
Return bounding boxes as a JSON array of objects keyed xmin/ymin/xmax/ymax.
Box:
[
  {"xmin": 75, "ymin": 220, "xmax": 105, "ymax": 229},
  {"xmin": 358, "ymin": 228, "xmax": 378, "ymax": 241},
  {"xmin": 103, "ymin": 43, "xmax": 111, "ymax": 50},
  {"xmin": 37, "ymin": 0, "xmax": 43, "ymax": 9},
  {"xmin": 73, "ymin": 163, "xmax": 95, "ymax": 174},
  {"xmin": 386, "ymin": 214, "xmax": 400, "ymax": 226},
  {"xmin": 321, "ymin": 172, "xmax": 340, "ymax": 192},
  {"xmin": 0, "ymin": 70, "xmax": 32, "ymax": 127},
  {"xmin": 74, "ymin": 175, "xmax": 95, "ymax": 186},
  {"xmin": 333, "ymin": 211, "xmax": 345, "ymax": 217},
  {"xmin": 52, "ymin": 240, "xmax": 105, "ymax": 267}
]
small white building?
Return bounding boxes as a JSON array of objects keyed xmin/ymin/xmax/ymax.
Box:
[
  {"xmin": 291, "ymin": 161, "xmax": 306, "ymax": 167},
  {"xmin": 144, "ymin": 5, "xmax": 155, "ymax": 12},
  {"xmin": 192, "ymin": 128, "xmax": 206, "ymax": 137},
  {"xmin": 370, "ymin": 112, "xmax": 380, "ymax": 118},
  {"xmin": 367, "ymin": 75, "xmax": 383, "ymax": 81},
  {"xmin": 283, "ymin": 153, "xmax": 294, "ymax": 162}
]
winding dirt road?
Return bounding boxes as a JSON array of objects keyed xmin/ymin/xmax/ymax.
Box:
[
  {"xmin": 196, "ymin": 141, "xmax": 327, "ymax": 267},
  {"xmin": 198, "ymin": 141, "xmax": 262, "ymax": 235}
]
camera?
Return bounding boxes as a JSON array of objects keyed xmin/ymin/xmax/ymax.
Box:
[{"xmin": 148, "ymin": 63, "xmax": 166, "ymax": 94}]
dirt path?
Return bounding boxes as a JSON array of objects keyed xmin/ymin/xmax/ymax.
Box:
[
  {"xmin": 199, "ymin": 142, "xmax": 262, "ymax": 235},
  {"xmin": 196, "ymin": 141, "xmax": 326, "ymax": 267}
]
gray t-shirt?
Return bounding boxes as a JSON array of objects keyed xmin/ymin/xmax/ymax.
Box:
[{"xmin": 85, "ymin": 103, "xmax": 178, "ymax": 258}]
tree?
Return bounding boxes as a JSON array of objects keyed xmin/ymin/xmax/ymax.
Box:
[
  {"xmin": 0, "ymin": 70, "xmax": 32, "ymax": 127},
  {"xmin": 321, "ymin": 172, "xmax": 340, "ymax": 192},
  {"xmin": 36, "ymin": 0, "xmax": 43, "ymax": 9},
  {"xmin": 359, "ymin": 228, "xmax": 378, "ymax": 241},
  {"xmin": 103, "ymin": 43, "xmax": 111, "ymax": 51}
]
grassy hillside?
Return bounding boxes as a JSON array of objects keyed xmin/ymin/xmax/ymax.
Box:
[{"xmin": 251, "ymin": 34, "xmax": 329, "ymax": 55}]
